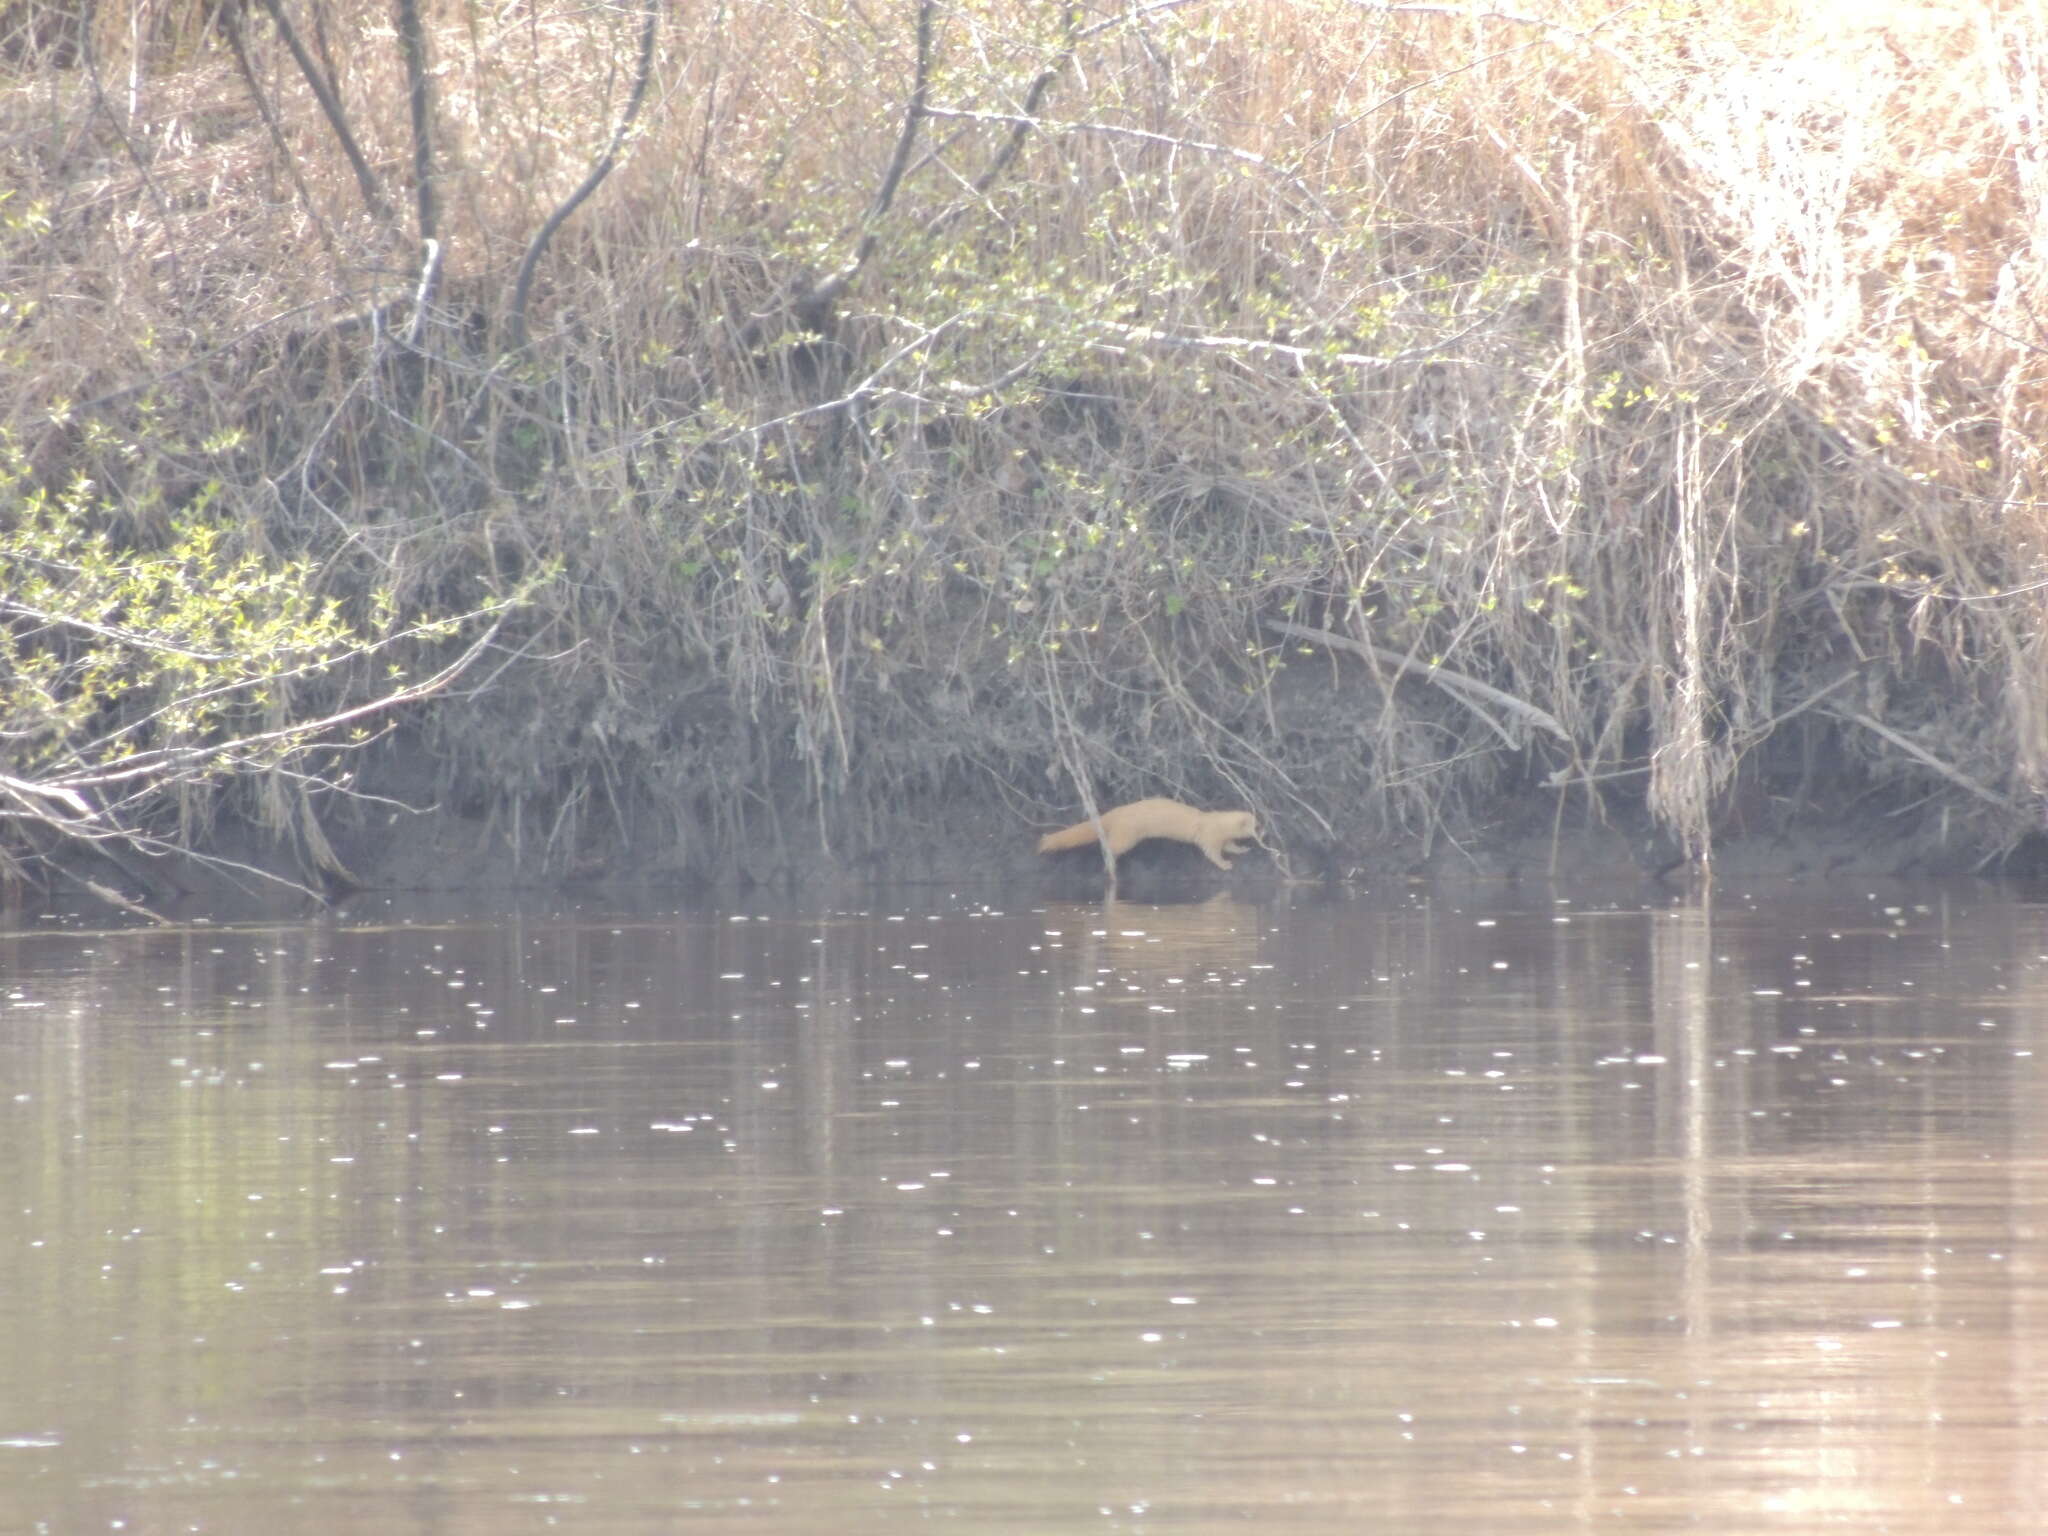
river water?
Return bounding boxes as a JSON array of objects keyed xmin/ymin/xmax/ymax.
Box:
[{"xmin": 4, "ymin": 881, "xmax": 2046, "ymax": 1532}]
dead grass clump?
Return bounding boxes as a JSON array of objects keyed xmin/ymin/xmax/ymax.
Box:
[{"xmin": 5, "ymin": 0, "xmax": 2046, "ymax": 880}]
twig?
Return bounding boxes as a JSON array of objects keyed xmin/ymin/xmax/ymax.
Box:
[
  {"xmin": 1084, "ymin": 314, "xmax": 1494, "ymax": 373},
  {"xmin": 1342, "ymin": 1, "xmax": 1631, "ymax": 45},
  {"xmin": 2, "ymin": 598, "xmax": 248, "ymax": 663},
  {"xmin": 1747, "ymin": 669, "xmax": 1860, "ymax": 737},
  {"xmin": 9, "ymin": 796, "xmax": 333, "ymax": 906},
  {"xmin": 0, "ymin": 774, "xmax": 95, "ymax": 821},
  {"xmin": 1075, "ymin": 0, "xmax": 1212, "ymax": 41},
  {"xmin": 920, "ymin": 107, "xmax": 1335, "ymax": 225}
]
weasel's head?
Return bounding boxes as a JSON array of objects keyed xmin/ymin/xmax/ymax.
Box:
[{"xmin": 1225, "ymin": 810, "xmax": 1258, "ymax": 838}]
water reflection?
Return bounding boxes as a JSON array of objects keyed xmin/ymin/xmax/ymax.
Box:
[{"xmin": 3, "ymin": 885, "xmax": 2046, "ymax": 1532}]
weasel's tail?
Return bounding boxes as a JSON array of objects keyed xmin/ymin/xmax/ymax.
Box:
[{"xmin": 1037, "ymin": 819, "xmax": 1099, "ymax": 854}]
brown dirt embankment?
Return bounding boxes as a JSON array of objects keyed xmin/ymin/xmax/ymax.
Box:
[{"xmin": 283, "ymin": 729, "xmax": 2048, "ymax": 901}]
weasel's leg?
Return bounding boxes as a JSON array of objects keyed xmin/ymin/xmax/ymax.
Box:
[{"xmin": 1201, "ymin": 842, "xmax": 1234, "ymax": 871}]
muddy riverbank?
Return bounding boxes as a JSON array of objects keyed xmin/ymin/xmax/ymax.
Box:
[{"xmin": 67, "ymin": 747, "xmax": 2044, "ymax": 920}]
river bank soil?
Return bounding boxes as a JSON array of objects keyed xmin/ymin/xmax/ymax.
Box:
[
  {"xmin": 92, "ymin": 758, "xmax": 2043, "ymax": 918},
  {"xmin": 337, "ymin": 790, "xmax": 2041, "ymax": 893}
]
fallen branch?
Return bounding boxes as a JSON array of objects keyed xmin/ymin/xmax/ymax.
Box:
[
  {"xmin": 1264, "ymin": 617, "xmax": 1572, "ymax": 744},
  {"xmin": 65, "ymin": 870, "xmax": 168, "ymax": 925},
  {"xmin": 1829, "ymin": 709, "xmax": 2020, "ymax": 813}
]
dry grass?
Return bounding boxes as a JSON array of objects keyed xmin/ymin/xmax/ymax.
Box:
[{"xmin": 5, "ymin": 0, "xmax": 2045, "ymax": 877}]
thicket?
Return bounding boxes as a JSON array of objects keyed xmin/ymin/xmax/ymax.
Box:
[
  {"xmin": 5, "ymin": 0, "xmax": 2045, "ymax": 885},
  {"xmin": 0, "ymin": 445, "xmax": 514, "ymax": 903}
]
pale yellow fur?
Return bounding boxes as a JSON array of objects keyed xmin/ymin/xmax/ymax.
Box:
[{"xmin": 1036, "ymin": 797, "xmax": 1258, "ymax": 870}]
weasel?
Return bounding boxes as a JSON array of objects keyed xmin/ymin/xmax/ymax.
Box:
[{"xmin": 1036, "ymin": 798, "xmax": 1259, "ymax": 871}]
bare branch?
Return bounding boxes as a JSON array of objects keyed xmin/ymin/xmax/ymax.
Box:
[
  {"xmin": 508, "ymin": 0, "xmax": 663, "ymax": 353},
  {"xmin": 923, "ymin": 5, "xmax": 1080, "ymax": 236},
  {"xmin": 41, "ymin": 614, "xmax": 513, "ymax": 797},
  {"xmin": 1084, "ymin": 315, "xmax": 1490, "ymax": 373},
  {"xmin": 221, "ymin": 0, "xmax": 345, "ymax": 272},
  {"xmin": 920, "ymin": 106, "xmax": 1335, "ymax": 224},
  {"xmin": 2, "ymin": 598, "xmax": 247, "ymax": 663},
  {"xmin": 757, "ymin": 0, "xmax": 936, "ymax": 341},
  {"xmin": 255, "ymin": 0, "xmax": 394, "ymax": 226}
]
